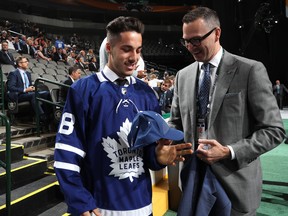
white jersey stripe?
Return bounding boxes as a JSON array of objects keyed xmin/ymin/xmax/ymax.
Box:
[
  {"xmin": 55, "ymin": 142, "xmax": 86, "ymax": 158},
  {"xmin": 54, "ymin": 161, "xmax": 80, "ymax": 173},
  {"xmin": 99, "ymin": 203, "xmax": 152, "ymax": 216}
]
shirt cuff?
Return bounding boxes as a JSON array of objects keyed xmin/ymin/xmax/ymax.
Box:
[{"xmin": 227, "ymin": 145, "xmax": 235, "ymax": 160}]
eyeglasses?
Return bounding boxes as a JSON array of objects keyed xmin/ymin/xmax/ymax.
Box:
[
  {"xmin": 180, "ymin": 28, "xmax": 216, "ymax": 47},
  {"xmin": 19, "ymin": 61, "xmax": 28, "ymax": 63}
]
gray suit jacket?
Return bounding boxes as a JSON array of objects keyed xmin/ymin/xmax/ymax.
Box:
[{"xmin": 169, "ymin": 50, "xmax": 285, "ymax": 214}]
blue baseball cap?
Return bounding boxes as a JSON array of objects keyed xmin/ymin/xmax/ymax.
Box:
[{"xmin": 128, "ymin": 111, "xmax": 184, "ymax": 150}]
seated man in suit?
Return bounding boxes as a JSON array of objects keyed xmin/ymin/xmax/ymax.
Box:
[
  {"xmin": 0, "ymin": 40, "xmax": 16, "ymax": 66},
  {"xmin": 59, "ymin": 65, "xmax": 81, "ymax": 103},
  {"xmin": 153, "ymin": 78, "xmax": 173, "ymax": 114},
  {"xmin": 88, "ymin": 56, "xmax": 98, "ymax": 72},
  {"xmin": 52, "ymin": 48, "xmax": 67, "ymax": 63},
  {"xmin": 6, "ymin": 56, "xmax": 52, "ymax": 123}
]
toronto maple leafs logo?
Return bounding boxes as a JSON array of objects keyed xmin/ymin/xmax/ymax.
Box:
[{"xmin": 102, "ymin": 118, "xmax": 144, "ymax": 182}]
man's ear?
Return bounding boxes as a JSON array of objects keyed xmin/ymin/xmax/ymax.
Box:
[{"xmin": 106, "ymin": 42, "xmax": 111, "ymax": 53}]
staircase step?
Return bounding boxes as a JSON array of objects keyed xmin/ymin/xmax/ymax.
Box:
[
  {"xmin": 0, "ymin": 157, "xmax": 47, "ymax": 194},
  {"xmin": 0, "ymin": 175, "xmax": 63, "ymax": 216},
  {"xmin": 0, "ymin": 144, "xmax": 24, "ymax": 163},
  {"xmin": 38, "ymin": 201, "xmax": 68, "ymax": 216},
  {"xmin": 11, "ymin": 133, "xmax": 56, "ymax": 153},
  {"xmin": 0, "ymin": 123, "xmax": 36, "ymax": 141},
  {"xmin": 26, "ymin": 147, "xmax": 55, "ymax": 165}
]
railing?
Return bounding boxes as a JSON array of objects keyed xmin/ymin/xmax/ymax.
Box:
[
  {"xmin": 0, "ymin": 68, "xmax": 5, "ymax": 126},
  {"xmin": 0, "ymin": 113, "xmax": 11, "ymax": 216},
  {"xmin": 34, "ymin": 77, "xmax": 70, "ymax": 136}
]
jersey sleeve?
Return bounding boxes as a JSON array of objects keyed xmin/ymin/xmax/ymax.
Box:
[{"xmin": 54, "ymin": 84, "xmax": 97, "ymax": 215}]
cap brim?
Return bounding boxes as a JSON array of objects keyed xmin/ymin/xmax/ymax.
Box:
[
  {"xmin": 162, "ymin": 128, "xmax": 184, "ymax": 141},
  {"xmin": 130, "ymin": 128, "xmax": 184, "ymax": 150}
]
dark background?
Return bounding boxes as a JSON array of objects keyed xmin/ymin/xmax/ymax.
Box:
[{"xmin": 0, "ymin": 0, "xmax": 287, "ymax": 84}]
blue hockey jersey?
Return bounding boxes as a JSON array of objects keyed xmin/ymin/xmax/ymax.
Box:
[{"xmin": 54, "ymin": 69, "xmax": 163, "ymax": 216}]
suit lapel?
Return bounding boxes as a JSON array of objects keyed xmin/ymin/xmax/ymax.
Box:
[
  {"xmin": 16, "ymin": 69, "xmax": 25, "ymax": 87},
  {"xmin": 188, "ymin": 63, "xmax": 199, "ymax": 118},
  {"xmin": 209, "ymin": 51, "xmax": 237, "ymax": 129}
]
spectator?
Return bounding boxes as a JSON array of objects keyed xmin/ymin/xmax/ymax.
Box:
[
  {"xmin": 273, "ymin": 79, "xmax": 288, "ymax": 110},
  {"xmin": 88, "ymin": 56, "xmax": 98, "ymax": 72},
  {"xmin": 77, "ymin": 50, "xmax": 89, "ymax": 64},
  {"xmin": 0, "ymin": 30, "xmax": 8, "ymax": 42},
  {"xmin": 86, "ymin": 48, "xmax": 95, "ymax": 62},
  {"xmin": 47, "ymin": 45, "xmax": 56, "ymax": 59},
  {"xmin": 153, "ymin": 79, "xmax": 173, "ymax": 114},
  {"xmin": 41, "ymin": 42, "xmax": 50, "ymax": 57},
  {"xmin": 26, "ymin": 37, "xmax": 37, "ymax": 57},
  {"xmin": 71, "ymin": 44, "xmax": 77, "ymax": 53},
  {"xmin": 34, "ymin": 33, "xmax": 46, "ymax": 48},
  {"xmin": 0, "ymin": 40, "xmax": 16, "ymax": 66},
  {"xmin": 148, "ymin": 72, "xmax": 162, "ymax": 88},
  {"xmin": 35, "ymin": 45, "xmax": 51, "ymax": 62},
  {"xmin": 76, "ymin": 55, "xmax": 88, "ymax": 72},
  {"xmin": 6, "ymin": 56, "xmax": 52, "ymax": 123},
  {"xmin": 6, "ymin": 35, "xmax": 15, "ymax": 50},
  {"xmin": 20, "ymin": 37, "xmax": 31, "ymax": 55},
  {"xmin": 52, "ymin": 48, "xmax": 66, "ymax": 63},
  {"xmin": 55, "ymin": 35, "xmax": 65, "ymax": 49},
  {"xmin": 19, "ymin": 35, "xmax": 27, "ymax": 46},
  {"xmin": 59, "ymin": 65, "xmax": 81, "ymax": 103},
  {"xmin": 66, "ymin": 51, "xmax": 76, "ymax": 66},
  {"xmin": 13, "ymin": 36, "xmax": 22, "ymax": 52}
]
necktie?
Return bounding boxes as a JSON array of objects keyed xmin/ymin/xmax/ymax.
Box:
[
  {"xmin": 198, "ymin": 63, "xmax": 211, "ymax": 118},
  {"xmin": 277, "ymin": 85, "xmax": 280, "ymax": 94},
  {"xmin": 23, "ymin": 72, "xmax": 29, "ymax": 88},
  {"xmin": 116, "ymin": 78, "xmax": 128, "ymax": 86},
  {"xmin": 6, "ymin": 52, "xmax": 12, "ymax": 61}
]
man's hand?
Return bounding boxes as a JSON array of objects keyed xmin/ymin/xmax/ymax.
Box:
[
  {"xmin": 196, "ymin": 139, "xmax": 231, "ymax": 164},
  {"xmin": 25, "ymin": 86, "xmax": 35, "ymax": 92},
  {"xmin": 155, "ymin": 139, "xmax": 193, "ymax": 166}
]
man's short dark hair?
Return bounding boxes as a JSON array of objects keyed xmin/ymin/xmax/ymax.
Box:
[
  {"xmin": 106, "ymin": 16, "xmax": 144, "ymax": 44},
  {"xmin": 68, "ymin": 65, "xmax": 80, "ymax": 75},
  {"xmin": 182, "ymin": 7, "xmax": 220, "ymax": 28}
]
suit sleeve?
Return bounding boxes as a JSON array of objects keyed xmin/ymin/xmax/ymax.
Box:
[
  {"xmin": 283, "ymin": 84, "xmax": 288, "ymax": 94},
  {"xmin": 231, "ymin": 61, "xmax": 285, "ymax": 168},
  {"xmin": 7, "ymin": 72, "xmax": 24, "ymax": 93},
  {"xmin": 0, "ymin": 52, "xmax": 11, "ymax": 64}
]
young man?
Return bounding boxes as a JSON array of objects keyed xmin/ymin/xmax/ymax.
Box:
[
  {"xmin": 54, "ymin": 16, "xmax": 192, "ymax": 216},
  {"xmin": 169, "ymin": 7, "xmax": 285, "ymax": 216}
]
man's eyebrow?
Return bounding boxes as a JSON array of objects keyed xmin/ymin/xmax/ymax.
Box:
[{"xmin": 120, "ymin": 45, "xmax": 142, "ymax": 50}]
